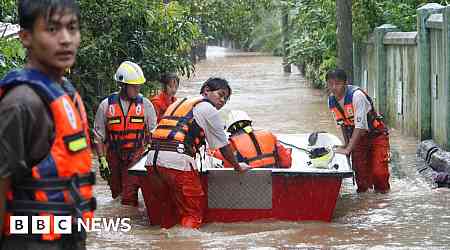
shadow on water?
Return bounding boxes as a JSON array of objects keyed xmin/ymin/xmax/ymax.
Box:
[{"xmin": 88, "ymin": 46, "xmax": 450, "ymax": 249}]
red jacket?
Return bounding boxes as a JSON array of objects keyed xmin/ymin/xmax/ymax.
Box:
[{"xmin": 151, "ymin": 91, "xmax": 177, "ymax": 122}]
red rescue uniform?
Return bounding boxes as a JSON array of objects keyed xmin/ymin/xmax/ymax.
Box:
[
  {"xmin": 144, "ymin": 97, "xmax": 210, "ymax": 229},
  {"xmin": 329, "ymin": 85, "xmax": 390, "ymax": 193},
  {"xmin": 106, "ymin": 93, "xmax": 146, "ymax": 206}
]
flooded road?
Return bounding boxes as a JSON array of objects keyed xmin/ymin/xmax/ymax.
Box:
[{"xmin": 88, "ymin": 47, "xmax": 450, "ymax": 249}]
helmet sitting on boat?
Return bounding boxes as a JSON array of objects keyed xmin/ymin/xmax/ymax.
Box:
[{"xmin": 226, "ymin": 110, "xmax": 253, "ymax": 134}]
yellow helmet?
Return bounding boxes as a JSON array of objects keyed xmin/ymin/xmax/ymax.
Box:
[{"xmin": 114, "ymin": 61, "xmax": 146, "ymax": 85}]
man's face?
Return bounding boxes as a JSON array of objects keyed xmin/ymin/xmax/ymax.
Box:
[
  {"xmin": 126, "ymin": 84, "xmax": 141, "ymax": 99},
  {"xmin": 327, "ymin": 78, "xmax": 346, "ymax": 99},
  {"xmin": 204, "ymin": 87, "xmax": 230, "ymax": 110},
  {"xmin": 20, "ymin": 10, "xmax": 80, "ymax": 75}
]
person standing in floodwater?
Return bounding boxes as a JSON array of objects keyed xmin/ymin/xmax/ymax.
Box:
[
  {"xmin": 326, "ymin": 69, "xmax": 390, "ymax": 193},
  {"xmin": 143, "ymin": 77, "xmax": 250, "ymax": 229},
  {"xmin": 93, "ymin": 61, "xmax": 157, "ymax": 207}
]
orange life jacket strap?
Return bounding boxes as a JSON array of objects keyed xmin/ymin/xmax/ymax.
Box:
[
  {"xmin": 247, "ymin": 131, "xmax": 262, "ymax": 155},
  {"xmin": 334, "ymin": 101, "xmax": 348, "ymax": 122},
  {"xmin": 160, "ymin": 115, "xmax": 181, "ymax": 121},
  {"xmin": 244, "ymin": 131, "xmax": 278, "ymax": 167},
  {"xmin": 156, "ymin": 124, "xmax": 188, "ymax": 135},
  {"xmin": 245, "ymin": 153, "xmax": 277, "ymax": 163},
  {"xmin": 168, "ymin": 98, "xmax": 189, "ymax": 115}
]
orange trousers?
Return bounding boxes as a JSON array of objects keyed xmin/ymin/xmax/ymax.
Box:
[
  {"xmin": 107, "ymin": 149, "xmax": 143, "ymax": 206},
  {"xmin": 141, "ymin": 166, "xmax": 206, "ymax": 229},
  {"xmin": 351, "ymin": 133, "xmax": 390, "ymax": 193}
]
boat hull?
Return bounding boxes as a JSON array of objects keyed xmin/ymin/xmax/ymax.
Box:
[
  {"xmin": 202, "ymin": 170, "xmax": 347, "ymax": 222},
  {"xmin": 129, "ymin": 132, "xmax": 353, "ymax": 225}
]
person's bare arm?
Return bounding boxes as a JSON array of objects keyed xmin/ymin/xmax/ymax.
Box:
[
  {"xmin": 336, "ymin": 128, "xmax": 367, "ymax": 155},
  {"xmin": 94, "ymin": 142, "xmax": 107, "ymax": 157},
  {"xmin": 341, "ymin": 126, "xmax": 350, "ymax": 145},
  {"xmin": 219, "ymin": 144, "xmax": 250, "ymax": 172},
  {"xmin": 93, "ymin": 99, "xmax": 108, "ymax": 157},
  {"xmin": 192, "ymin": 103, "xmax": 250, "ymax": 172}
]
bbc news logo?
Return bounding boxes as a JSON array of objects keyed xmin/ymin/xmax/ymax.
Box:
[{"xmin": 10, "ymin": 216, "xmax": 131, "ymax": 234}]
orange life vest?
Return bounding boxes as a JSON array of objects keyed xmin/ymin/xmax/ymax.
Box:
[
  {"xmin": 0, "ymin": 69, "xmax": 96, "ymax": 241},
  {"xmin": 151, "ymin": 97, "xmax": 210, "ymax": 157},
  {"xmin": 106, "ymin": 94, "xmax": 146, "ymax": 160},
  {"xmin": 210, "ymin": 130, "xmax": 285, "ymax": 168},
  {"xmin": 328, "ymin": 85, "xmax": 387, "ymax": 139},
  {"xmin": 229, "ymin": 130, "xmax": 278, "ymax": 168}
]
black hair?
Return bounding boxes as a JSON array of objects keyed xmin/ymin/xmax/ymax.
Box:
[
  {"xmin": 325, "ymin": 69, "xmax": 347, "ymax": 82},
  {"xmin": 159, "ymin": 72, "xmax": 180, "ymax": 87},
  {"xmin": 18, "ymin": 0, "xmax": 80, "ymax": 30},
  {"xmin": 199, "ymin": 77, "xmax": 232, "ymax": 97}
]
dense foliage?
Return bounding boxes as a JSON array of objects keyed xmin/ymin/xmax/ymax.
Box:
[
  {"xmin": 177, "ymin": 0, "xmax": 273, "ymax": 50},
  {"xmin": 73, "ymin": 0, "xmax": 203, "ymax": 121},
  {"xmin": 287, "ymin": 0, "xmax": 336, "ymax": 88},
  {"xmin": 0, "ymin": 0, "xmax": 16, "ymax": 22},
  {"xmin": 283, "ymin": 0, "xmax": 450, "ymax": 88},
  {"xmin": 0, "ymin": 0, "xmax": 24, "ymax": 77},
  {"xmin": 2, "ymin": 0, "xmax": 449, "ymax": 107},
  {"xmin": 0, "ymin": 0, "xmax": 273, "ymax": 123},
  {"xmin": 212, "ymin": 0, "xmax": 272, "ymax": 50},
  {"xmin": 0, "ymin": 37, "xmax": 25, "ymax": 77}
]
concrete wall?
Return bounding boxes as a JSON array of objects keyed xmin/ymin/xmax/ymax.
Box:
[
  {"xmin": 384, "ymin": 32, "xmax": 418, "ymax": 137},
  {"xmin": 354, "ymin": 4, "xmax": 450, "ymax": 149},
  {"xmin": 427, "ymin": 12, "xmax": 450, "ymax": 148},
  {"xmin": 354, "ymin": 36, "xmax": 376, "ymax": 103}
]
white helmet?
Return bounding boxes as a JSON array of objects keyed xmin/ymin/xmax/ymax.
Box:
[
  {"xmin": 226, "ymin": 110, "xmax": 252, "ymax": 133},
  {"xmin": 114, "ymin": 61, "xmax": 146, "ymax": 85}
]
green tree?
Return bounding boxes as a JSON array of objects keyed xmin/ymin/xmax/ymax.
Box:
[
  {"xmin": 0, "ymin": 0, "xmax": 16, "ymax": 22},
  {"xmin": 73, "ymin": 0, "xmax": 203, "ymax": 123},
  {"xmin": 0, "ymin": 38, "xmax": 25, "ymax": 77},
  {"xmin": 181, "ymin": 0, "xmax": 272, "ymax": 50},
  {"xmin": 336, "ymin": 0, "xmax": 353, "ymax": 82},
  {"xmin": 284, "ymin": 0, "xmax": 450, "ymax": 88},
  {"xmin": 1, "ymin": 0, "xmax": 24, "ymax": 78},
  {"xmin": 288, "ymin": 0, "xmax": 337, "ymax": 88}
]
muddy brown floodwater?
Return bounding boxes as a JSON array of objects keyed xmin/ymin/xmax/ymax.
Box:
[{"xmin": 87, "ymin": 47, "xmax": 450, "ymax": 250}]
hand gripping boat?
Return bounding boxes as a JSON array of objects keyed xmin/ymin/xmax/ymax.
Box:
[{"xmin": 129, "ymin": 132, "xmax": 353, "ymax": 223}]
